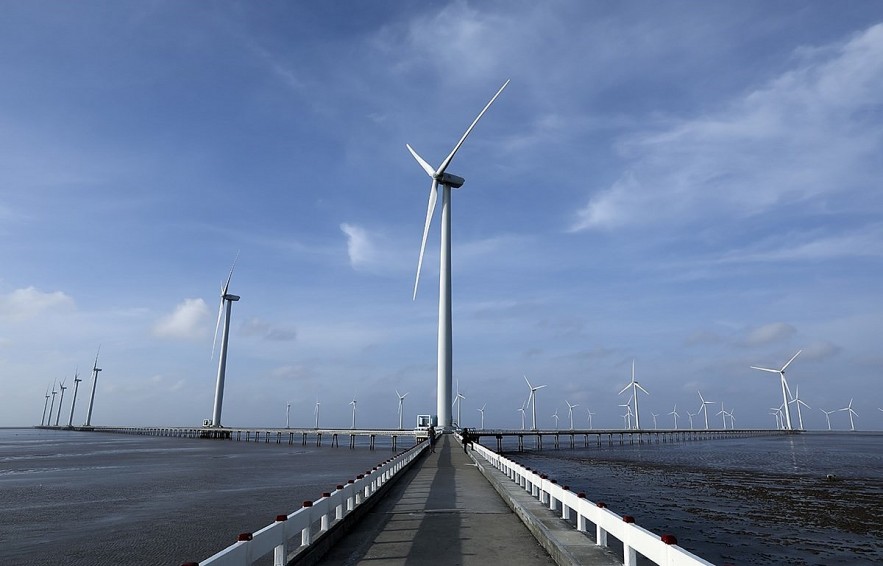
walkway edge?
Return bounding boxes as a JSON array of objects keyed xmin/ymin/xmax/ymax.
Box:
[{"xmin": 467, "ymin": 448, "xmax": 620, "ymax": 566}]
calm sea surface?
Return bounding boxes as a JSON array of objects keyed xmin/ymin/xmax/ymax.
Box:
[
  {"xmin": 0, "ymin": 428, "xmax": 403, "ymax": 566},
  {"xmin": 2, "ymin": 429, "xmax": 881, "ymax": 565},
  {"xmin": 509, "ymin": 432, "xmax": 883, "ymax": 565}
]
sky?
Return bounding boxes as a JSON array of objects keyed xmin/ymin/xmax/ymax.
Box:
[{"xmin": 2, "ymin": 1, "xmax": 882, "ymax": 431}]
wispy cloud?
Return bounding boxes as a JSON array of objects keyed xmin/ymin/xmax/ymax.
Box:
[
  {"xmin": 742, "ymin": 322, "xmax": 797, "ymax": 347},
  {"xmin": 0, "ymin": 287, "xmax": 75, "ymax": 321},
  {"xmin": 152, "ymin": 298, "xmax": 210, "ymax": 340},
  {"xmin": 240, "ymin": 317, "xmax": 296, "ymax": 342},
  {"xmin": 572, "ymin": 23, "xmax": 883, "ymax": 232}
]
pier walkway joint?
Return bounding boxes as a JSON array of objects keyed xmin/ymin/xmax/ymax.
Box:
[{"xmin": 313, "ymin": 434, "xmax": 617, "ymax": 566}]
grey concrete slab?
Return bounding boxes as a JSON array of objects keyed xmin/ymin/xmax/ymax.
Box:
[{"xmin": 313, "ymin": 434, "xmax": 557, "ymax": 566}]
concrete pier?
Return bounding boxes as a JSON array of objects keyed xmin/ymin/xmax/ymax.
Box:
[{"xmin": 313, "ymin": 434, "xmax": 619, "ymax": 566}]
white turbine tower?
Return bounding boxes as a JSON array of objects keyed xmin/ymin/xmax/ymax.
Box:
[
  {"xmin": 839, "ymin": 399, "xmax": 858, "ymax": 431},
  {"xmin": 314, "ymin": 398, "xmax": 320, "ymax": 429},
  {"xmin": 686, "ymin": 410, "xmax": 696, "ymax": 430},
  {"xmin": 697, "ymin": 390, "xmax": 715, "ymax": 430},
  {"xmin": 396, "ymin": 389, "xmax": 409, "ymax": 430},
  {"xmin": 210, "ymin": 255, "xmax": 240, "ymax": 428},
  {"xmin": 651, "ymin": 412, "xmax": 660, "ymax": 429},
  {"xmin": 523, "ymin": 375, "xmax": 547, "ymax": 431},
  {"xmin": 67, "ymin": 370, "xmax": 82, "ymax": 428},
  {"xmin": 517, "ymin": 402, "xmax": 526, "ymax": 431},
  {"xmin": 586, "ymin": 409, "xmax": 595, "ymax": 430},
  {"xmin": 408, "ymin": 80, "xmax": 509, "ymax": 432},
  {"xmin": 790, "ymin": 385, "xmax": 811, "ymax": 430},
  {"xmin": 54, "ymin": 380, "xmax": 67, "ymax": 427},
  {"xmin": 452, "ymin": 380, "xmax": 466, "ymax": 427},
  {"xmin": 551, "ymin": 408, "xmax": 560, "ymax": 429},
  {"xmin": 668, "ymin": 404, "xmax": 680, "ymax": 430},
  {"xmin": 715, "ymin": 402, "xmax": 728, "ymax": 429},
  {"xmin": 619, "ymin": 360, "xmax": 649, "ymax": 429},
  {"xmin": 286, "ymin": 402, "xmax": 291, "ymax": 429},
  {"xmin": 84, "ymin": 347, "xmax": 102, "ymax": 427},
  {"xmin": 477, "ymin": 403, "xmax": 486, "ymax": 429},
  {"xmin": 47, "ymin": 381, "xmax": 57, "ymax": 427},
  {"xmin": 40, "ymin": 385, "xmax": 50, "ymax": 426},
  {"xmin": 751, "ymin": 350, "xmax": 801, "ymax": 430},
  {"xmin": 565, "ymin": 400, "xmax": 578, "ymax": 430},
  {"xmin": 820, "ymin": 408, "xmax": 835, "ymax": 430},
  {"xmin": 350, "ymin": 397, "xmax": 358, "ymax": 429}
]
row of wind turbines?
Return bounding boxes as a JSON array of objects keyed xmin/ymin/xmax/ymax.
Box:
[
  {"xmin": 39, "ymin": 349, "xmax": 103, "ymax": 428},
  {"xmin": 283, "ymin": 389, "xmax": 413, "ymax": 431}
]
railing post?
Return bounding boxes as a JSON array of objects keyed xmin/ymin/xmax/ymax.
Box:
[
  {"xmin": 301, "ymin": 501, "xmax": 313, "ymax": 546},
  {"xmin": 273, "ymin": 515, "xmax": 287, "ymax": 566}
]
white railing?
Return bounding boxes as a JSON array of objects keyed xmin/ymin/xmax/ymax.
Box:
[
  {"xmin": 469, "ymin": 441, "xmax": 714, "ymax": 566},
  {"xmin": 193, "ymin": 440, "xmax": 428, "ymax": 566}
]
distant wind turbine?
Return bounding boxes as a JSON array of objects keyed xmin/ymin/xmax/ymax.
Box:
[
  {"xmin": 715, "ymin": 402, "xmax": 728, "ymax": 429},
  {"xmin": 517, "ymin": 402, "xmax": 526, "ymax": 430},
  {"xmin": 524, "ymin": 375, "xmax": 547, "ymax": 431},
  {"xmin": 40, "ymin": 385, "xmax": 50, "ymax": 426},
  {"xmin": 84, "ymin": 347, "xmax": 102, "ymax": 427},
  {"xmin": 697, "ymin": 390, "xmax": 715, "ymax": 430},
  {"xmin": 67, "ymin": 370, "xmax": 82, "ymax": 428},
  {"xmin": 477, "ymin": 403, "xmax": 486, "ymax": 429},
  {"xmin": 751, "ymin": 350, "xmax": 801, "ymax": 430},
  {"xmin": 286, "ymin": 402, "xmax": 291, "ymax": 429},
  {"xmin": 686, "ymin": 410, "xmax": 696, "ymax": 430},
  {"xmin": 47, "ymin": 381, "xmax": 58, "ymax": 428},
  {"xmin": 819, "ymin": 408, "xmax": 836, "ymax": 430},
  {"xmin": 618, "ymin": 360, "xmax": 649, "ymax": 429},
  {"xmin": 350, "ymin": 397, "xmax": 358, "ymax": 429},
  {"xmin": 551, "ymin": 408, "xmax": 560, "ymax": 429},
  {"xmin": 790, "ymin": 385, "xmax": 811, "ymax": 430},
  {"xmin": 586, "ymin": 408, "xmax": 595, "ymax": 430},
  {"xmin": 396, "ymin": 389, "xmax": 409, "ymax": 430},
  {"xmin": 408, "ymin": 80, "xmax": 510, "ymax": 432},
  {"xmin": 651, "ymin": 412, "xmax": 660, "ymax": 430},
  {"xmin": 452, "ymin": 380, "xmax": 466, "ymax": 427},
  {"xmin": 54, "ymin": 380, "xmax": 67, "ymax": 427},
  {"xmin": 210, "ymin": 255, "xmax": 240, "ymax": 428},
  {"xmin": 619, "ymin": 396, "xmax": 633, "ymax": 430},
  {"xmin": 839, "ymin": 399, "xmax": 858, "ymax": 431},
  {"xmin": 668, "ymin": 404, "xmax": 680, "ymax": 430},
  {"xmin": 314, "ymin": 397, "xmax": 320, "ymax": 429},
  {"xmin": 565, "ymin": 400, "xmax": 578, "ymax": 430}
]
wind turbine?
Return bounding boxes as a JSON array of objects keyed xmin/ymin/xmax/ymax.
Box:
[
  {"xmin": 67, "ymin": 370, "xmax": 82, "ymax": 428},
  {"xmin": 839, "ymin": 399, "xmax": 858, "ymax": 431},
  {"xmin": 286, "ymin": 402, "xmax": 291, "ymax": 429},
  {"xmin": 524, "ymin": 375, "xmax": 547, "ymax": 431},
  {"xmin": 54, "ymin": 380, "xmax": 67, "ymax": 427},
  {"xmin": 350, "ymin": 397, "xmax": 358, "ymax": 429},
  {"xmin": 84, "ymin": 347, "xmax": 102, "ymax": 427},
  {"xmin": 210, "ymin": 255, "xmax": 240, "ymax": 428},
  {"xmin": 686, "ymin": 410, "xmax": 696, "ymax": 430},
  {"xmin": 586, "ymin": 408, "xmax": 595, "ymax": 430},
  {"xmin": 651, "ymin": 412, "xmax": 660, "ymax": 430},
  {"xmin": 314, "ymin": 397, "xmax": 320, "ymax": 429},
  {"xmin": 452, "ymin": 380, "xmax": 466, "ymax": 427},
  {"xmin": 517, "ymin": 402, "xmax": 526, "ymax": 430},
  {"xmin": 790, "ymin": 385, "xmax": 811, "ymax": 430},
  {"xmin": 668, "ymin": 404, "xmax": 680, "ymax": 430},
  {"xmin": 715, "ymin": 402, "xmax": 728, "ymax": 429},
  {"xmin": 770, "ymin": 409, "xmax": 782, "ymax": 430},
  {"xmin": 618, "ymin": 360, "xmax": 649, "ymax": 429},
  {"xmin": 565, "ymin": 400, "xmax": 578, "ymax": 430},
  {"xmin": 618, "ymin": 396, "xmax": 633, "ymax": 430},
  {"xmin": 726, "ymin": 409, "xmax": 736, "ymax": 430},
  {"xmin": 551, "ymin": 408, "xmax": 560, "ymax": 429},
  {"xmin": 477, "ymin": 403, "xmax": 486, "ymax": 429},
  {"xmin": 396, "ymin": 389, "xmax": 409, "ymax": 430},
  {"xmin": 751, "ymin": 350, "xmax": 801, "ymax": 430},
  {"xmin": 697, "ymin": 390, "xmax": 715, "ymax": 430},
  {"xmin": 407, "ymin": 80, "xmax": 510, "ymax": 432},
  {"xmin": 47, "ymin": 381, "xmax": 58, "ymax": 428},
  {"xmin": 40, "ymin": 385, "xmax": 50, "ymax": 426},
  {"xmin": 819, "ymin": 408, "xmax": 835, "ymax": 430}
]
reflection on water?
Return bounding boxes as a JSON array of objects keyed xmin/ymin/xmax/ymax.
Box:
[{"xmin": 512, "ymin": 432, "xmax": 883, "ymax": 565}]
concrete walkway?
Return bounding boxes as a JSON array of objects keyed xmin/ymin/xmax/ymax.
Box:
[{"xmin": 314, "ymin": 434, "xmax": 557, "ymax": 566}]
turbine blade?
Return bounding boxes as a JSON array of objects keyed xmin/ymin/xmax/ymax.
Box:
[
  {"xmin": 523, "ymin": 375, "xmax": 533, "ymax": 389},
  {"xmin": 436, "ymin": 80, "xmax": 510, "ymax": 176},
  {"xmin": 618, "ymin": 384, "xmax": 630, "ymax": 395},
  {"xmin": 406, "ymin": 144, "xmax": 436, "ymax": 177},
  {"xmin": 222, "ymin": 251, "xmax": 240, "ymax": 296},
  {"xmin": 782, "ymin": 349, "xmax": 802, "ymax": 371},
  {"xmin": 413, "ymin": 179, "xmax": 439, "ymax": 300},
  {"xmin": 211, "ymin": 297, "xmax": 225, "ymax": 359},
  {"xmin": 636, "ymin": 383, "xmax": 650, "ymax": 395},
  {"xmin": 750, "ymin": 366, "xmax": 780, "ymax": 374},
  {"xmin": 536, "ymin": 384, "xmax": 547, "ymax": 390}
]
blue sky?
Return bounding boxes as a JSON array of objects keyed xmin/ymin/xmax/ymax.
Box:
[{"xmin": 2, "ymin": 1, "xmax": 882, "ymax": 430}]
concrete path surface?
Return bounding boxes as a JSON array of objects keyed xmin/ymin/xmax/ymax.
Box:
[{"xmin": 313, "ymin": 434, "xmax": 557, "ymax": 566}]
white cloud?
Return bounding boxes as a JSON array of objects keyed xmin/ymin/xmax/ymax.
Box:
[
  {"xmin": 572, "ymin": 23, "xmax": 883, "ymax": 232},
  {"xmin": 719, "ymin": 226, "xmax": 883, "ymax": 263},
  {"xmin": 341, "ymin": 222, "xmax": 377, "ymax": 269},
  {"xmin": 0, "ymin": 287, "xmax": 75, "ymax": 321},
  {"xmin": 743, "ymin": 322, "xmax": 796, "ymax": 347},
  {"xmin": 153, "ymin": 298, "xmax": 210, "ymax": 340},
  {"xmin": 240, "ymin": 317, "xmax": 296, "ymax": 342}
]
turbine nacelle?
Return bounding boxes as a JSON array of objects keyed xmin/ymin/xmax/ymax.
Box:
[
  {"xmin": 437, "ymin": 172, "xmax": 465, "ymax": 188},
  {"xmin": 223, "ymin": 294, "xmax": 241, "ymax": 302}
]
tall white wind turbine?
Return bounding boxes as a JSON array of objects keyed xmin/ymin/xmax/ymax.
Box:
[
  {"xmin": 350, "ymin": 397, "xmax": 358, "ymax": 429},
  {"xmin": 210, "ymin": 255, "xmax": 240, "ymax": 428},
  {"xmin": 668, "ymin": 404, "xmax": 680, "ymax": 430},
  {"xmin": 686, "ymin": 410, "xmax": 696, "ymax": 430},
  {"xmin": 551, "ymin": 408, "xmax": 560, "ymax": 429},
  {"xmin": 314, "ymin": 398, "xmax": 320, "ymax": 429},
  {"xmin": 407, "ymin": 80, "xmax": 510, "ymax": 432},
  {"xmin": 47, "ymin": 381, "xmax": 57, "ymax": 427},
  {"xmin": 40, "ymin": 385, "xmax": 50, "ymax": 426},
  {"xmin": 651, "ymin": 412, "xmax": 659, "ymax": 429},
  {"xmin": 751, "ymin": 350, "xmax": 801, "ymax": 430},
  {"xmin": 54, "ymin": 380, "xmax": 67, "ymax": 427},
  {"xmin": 715, "ymin": 402, "xmax": 728, "ymax": 429},
  {"xmin": 84, "ymin": 347, "xmax": 102, "ymax": 427},
  {"xmin": 839, "ymin": 399, "xmax": 858, "ymax": 431},
  {"xmin": 517, "ymin": 402, "xmax": 526, "ymax": 431},
  {"xmin": 790, "ymin": 385, "xmax": 810, "ymax": 430},
  {"xmin": 396, "ymin": 389, "xmax": 409, "ymax": 430},
  {"xmin": 819, "ymin": 408, "xmax": 835, "ymax": 430},
  {"xmin": 697, "ymin": 390, "xmax": 715, "ymax": 430},
  {"xmin": 524, "ymin": 375, "xmax": 547, "ymax": 431},
  {"xmin": 477, "ymin": 403, "xmax": 486, "ymax": 429},
  {"xmin": 286, "ymin": 402, "xmax": 291, "ymax": 429},
  {"xmin": 565, "ymin": 400, "xmax": 578, "ymax": 430},
  {"xmin": 618, "ymin": 360, "xmax": 649, "ymax": 429},
  {"xmin": 586, "ymin": 408, "xmax": 595, "ymax": 430},
  {"xmin": 67, "ymin": 370, "xmax": 82, "ymax": 428},
  {"xmin": 452, "ymin": 380, "xmax": 466, "ymax": 427}
]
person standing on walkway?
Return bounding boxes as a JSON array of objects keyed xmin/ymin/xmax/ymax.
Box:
[
  {"xmin": 428, "ymin": 425, "xmax": 436, "ymax": 453},
  {"xmin": 461, "ymin": 428, "xmax": 473, "ymax": 453}
]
